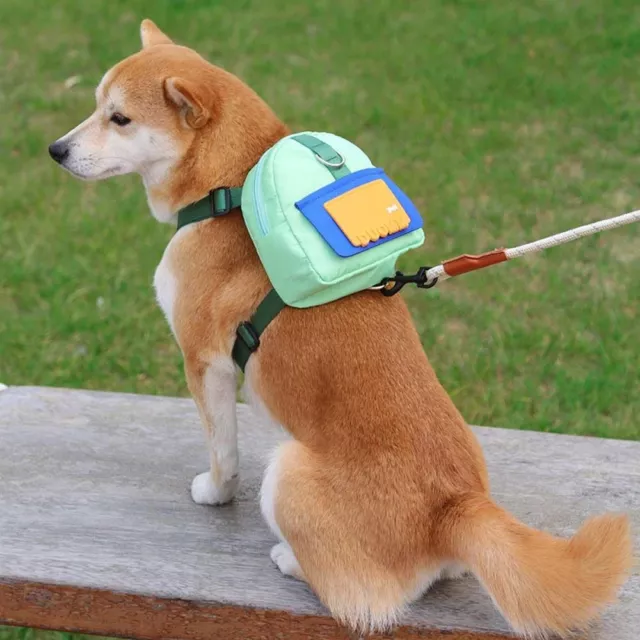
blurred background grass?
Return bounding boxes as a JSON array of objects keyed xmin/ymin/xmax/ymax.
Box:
[
  {"xmin": 1, "ymin": 0, "xmax": 638, "ymax": 441},
  {"xmin": 1, "ymin": 0, "xmax": 639, "ymax": 637}
]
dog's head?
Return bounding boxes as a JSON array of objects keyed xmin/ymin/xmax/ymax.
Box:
[
  {"xmin": 49, "ymin": 20, "xmax": 284, "ymax": 221},
  {"xmin": 49, "ymin": 21, "xmax": 208, "ymax": 183}
]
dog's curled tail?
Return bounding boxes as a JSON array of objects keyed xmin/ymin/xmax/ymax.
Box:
[{"xmin": 442, "ymin": 493, "xmax": 633, "ymax": 637}]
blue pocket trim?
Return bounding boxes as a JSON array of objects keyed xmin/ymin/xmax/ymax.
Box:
[{"xmin": 295, "ymin": 167, "xmax": 423, "ymax": 258}]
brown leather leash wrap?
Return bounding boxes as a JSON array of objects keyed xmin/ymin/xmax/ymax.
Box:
[{"xmin": 441, "ymin": 249, "xmax": 508, "ymax": 277}]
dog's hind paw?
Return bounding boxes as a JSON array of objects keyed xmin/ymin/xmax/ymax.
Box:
[{"xmin": 270, "ymin": 542, "xmax": 305, "ymax": 581}]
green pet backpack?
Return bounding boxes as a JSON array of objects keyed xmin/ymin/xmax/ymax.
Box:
[
  {"xmin": 240, "ymin": 132, "xmax": 425, "ymax": 307},
  {"xmin": 176, "ymin": 132, "xmax": 426, "ymax": 368}
]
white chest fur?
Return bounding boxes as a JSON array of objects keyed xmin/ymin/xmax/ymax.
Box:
[{"xmin": 153, "ymin": 233, "xmax": 180, "ymax": 337}]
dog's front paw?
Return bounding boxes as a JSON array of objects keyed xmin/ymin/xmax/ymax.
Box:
[{"xmin": 190, "ymin": 471, "xmax": 239, "ymax": 505}]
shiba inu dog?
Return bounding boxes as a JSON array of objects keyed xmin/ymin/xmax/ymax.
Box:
[{"xmin": 49, "ymin": 19, "xmax": 632, "ymax": 637}]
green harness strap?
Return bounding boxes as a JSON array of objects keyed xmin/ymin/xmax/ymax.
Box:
[
  {"xmin": 174, "ymin": 187, "xmax": 285, "ymax": 372},
  {"xmin": 175, "ymin": 135, "xmax": 346, "ymax": 370},
  {"xmin": 176, "ymin": 187, "xmax": 243, "ymax": 230},
  {"xmin": 232, "ymin": 288, "xmax": 287, "ymax": 371}
]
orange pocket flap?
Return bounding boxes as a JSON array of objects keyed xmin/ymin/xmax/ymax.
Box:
[{"xmin": 323, "ymin": 179, "xmax": 411, "ymax": 247}]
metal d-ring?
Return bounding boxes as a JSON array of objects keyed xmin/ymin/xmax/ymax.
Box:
[{"xmin": 314, "ymin": 151, "xmax": 345, "ymax": 168}]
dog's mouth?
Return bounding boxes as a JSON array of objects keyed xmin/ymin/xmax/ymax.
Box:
[
  {"xmin": 49, "ymin": 139, "xmax": 126, "ymax": 180},
  {"xmin": 64, "ymin": 165, "xmax": 124, "ymax": 182},
  {"xmin": 50, "ymin": 152, "xmax": 125, "ymax": 181}
]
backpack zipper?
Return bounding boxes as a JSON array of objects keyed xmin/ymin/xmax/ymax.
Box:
[{"xmin": 252, "ymin": 155, "xmax": 269, "ymax": 235}]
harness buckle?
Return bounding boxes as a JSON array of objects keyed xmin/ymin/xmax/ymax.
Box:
[
  {"xmin": 379, "ymin": 267, "xmax": 438, "ymax": 296},
  {"xmin": 236, "ymin": 321, "xmax": 261, "ymax": 352},
  {"xmin": 210, "ymin": 188, "xmax": 233, "ymax": 217}
]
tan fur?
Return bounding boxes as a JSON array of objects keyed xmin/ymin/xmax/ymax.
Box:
[
  {"xmin": 52, "ymin": 21, "xmax": 633, "ymax": 637},
  {"xmin": 438, "ymin": 494, "xmax": 632, "ymax": 637}
]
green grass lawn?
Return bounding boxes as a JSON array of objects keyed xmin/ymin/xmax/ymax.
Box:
[
  {"xmin": 2, "ymin": 0, "xmax": 639, "ymax": 429},
  {"xmin": 0, "ymin": 0, "xmax": 639, "ymax": 633}
]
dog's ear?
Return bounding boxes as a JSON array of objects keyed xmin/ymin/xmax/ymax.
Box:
[
  {"xmin": 164, "ymin": 78, "xmax": 210, "ymax": 129},
  {"xmin": 140, "ymin": 19, "xmax": 173, "ymax": 48}
]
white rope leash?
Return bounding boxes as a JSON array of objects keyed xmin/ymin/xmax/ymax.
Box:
[{"xmin": 424, "ymin": 209, "xmax": 640, "ymax": 285}]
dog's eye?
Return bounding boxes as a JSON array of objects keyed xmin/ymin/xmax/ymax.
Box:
[{"xmin": 110, "ymin": 112, "xmax": 131, "ymax": 127}]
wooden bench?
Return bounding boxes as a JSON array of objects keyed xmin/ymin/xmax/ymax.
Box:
[{"xmin": 0, "ymin": 385, "xmax": 637, "ymax": 639}]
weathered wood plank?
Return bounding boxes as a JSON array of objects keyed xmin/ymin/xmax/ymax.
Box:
[
  {"xmin": 0, "ymin": 386, "xmax": 637, "ymax": 639},
  {"xmin": 0, "ymin": 581, "xmax": 516, "ymax": 640}
]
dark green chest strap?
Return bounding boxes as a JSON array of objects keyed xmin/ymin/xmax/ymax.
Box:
[
  {"xmin": 175, "ymin": 188, "xmax": 285, "ymax": 372},
  {"xmin": 232, "ymin": 288, "xmax": 287, "ymax": 372},
  {"xmin": 176, "ymin": 187, "xmax": 243, "ymax": 231}
]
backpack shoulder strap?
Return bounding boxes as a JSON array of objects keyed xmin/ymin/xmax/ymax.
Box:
[{"xmin": 232, "ymin": 289, "xmax": 287, "ymax": 371}]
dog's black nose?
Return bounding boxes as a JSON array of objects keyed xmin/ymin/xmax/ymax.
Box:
[{"xmin": 48, "ymin": 141, "xmax": 69, "ymax": 164}]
